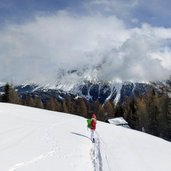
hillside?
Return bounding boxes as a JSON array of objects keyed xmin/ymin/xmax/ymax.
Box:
[{"xmin": 0, "ymin": 103, "xmax": 171, "ymax": 171}]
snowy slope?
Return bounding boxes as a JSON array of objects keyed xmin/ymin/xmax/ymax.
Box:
[{"xmin": 0, "ymin": 103, "xmax": 171, "ymax": 171}]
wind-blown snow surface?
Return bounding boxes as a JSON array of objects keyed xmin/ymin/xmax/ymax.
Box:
[{"xmin": 0, "ymin": 103, "xmax": 171, "ymax": 171}]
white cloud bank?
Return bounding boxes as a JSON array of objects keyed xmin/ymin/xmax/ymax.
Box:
[{"xmin": 0, "ymin": 11, "xmax": 171, "ymax": 85}]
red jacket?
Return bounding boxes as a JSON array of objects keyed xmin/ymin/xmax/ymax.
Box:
[{"xmin": 91, "ymin": 118, "xmax": 96, "ymax": 130}]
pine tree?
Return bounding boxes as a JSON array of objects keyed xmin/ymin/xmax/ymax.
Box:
[
  {"xmin": 144, "ymin": 89, "xmax": 159, "ymax": 136},
  {"xmin": 9, "ymin": 89, "xmax": 21, "ymax": 104},
  {"xmin": 94, "ymin": 100, "xmax": 101, "ymax": 118},
  {"xmin": 122, "ymin": 96, "xmax": 139, "ymax": 129},
  {"xmin": 136, "ymin": 97, "xmax": 148, "ymax": 131},
  {"xmin": 62, "ymin": 99, "xmax": 68, "ymax": 113},
  {"xmin": 2, "ymin": 83, "xmax": 20, "ymax": 104},
  {"xmin": 34, "ymin": 96, "xmax": 44, "ymax": 109},
  {"xmin": 154, "ymin": 93, "xmax": 168, "ymax": 138},
  {"xmin": 65, "ymin": 97, "xmax": 72, "ymax": 113},
  {"xmin": 103, "ymin": 100, "xmax": 115, "ymax": 118},
  {"xmin": 77, "ymin": 98, "xmax": 87, "ymax": 117},
  {"xmin": 45, "ymin": 97, "xmax": 58, "ymax": 111},
  {"xmin": 167, "ymin": 95, "xmax": 171, "ymax": 140},
  {"xmin": 2, "ymin": 83, "xmax": 10, "ymax": 102},
  {"xmin": 70, "ymin": 99, "xmax": 77, "ymax": 114},
  {"xmin": 98, "ymin": 105, "xmax": 105, "ymax": 121},
  {"xmin": 25, "ymin": 96, "xmax": 35, "ymax": 107}
]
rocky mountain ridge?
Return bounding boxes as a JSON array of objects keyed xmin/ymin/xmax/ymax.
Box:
[{"xmin": 1, "ymin": 80, "xmax": 169, "ymax": 104}]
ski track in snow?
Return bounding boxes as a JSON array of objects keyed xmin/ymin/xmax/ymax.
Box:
[
  {"xmin": 95, "ymin": 132, "xmax": 112, "ymax": 171},
  {"xmin": 8, "ymin": 122, "xmax": 66, "ymax": 171},
  {"xmin": 91, "ymin": 132, "xmax": 103, "ymax": 171},
  {"xmin": 9, "ymin": 122, "xmax": 108, "ymax": 171},
  {"xmin": 9, "ymin": 148, "xmax": 58, "ymax": 171}
]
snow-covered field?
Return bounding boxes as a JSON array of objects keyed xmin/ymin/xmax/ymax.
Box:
[{"xmin": 0, "ymin": 103, "xmax": 171, "ymax": 171}]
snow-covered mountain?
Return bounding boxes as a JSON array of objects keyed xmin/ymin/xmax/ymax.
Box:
[
  {"xmin": 0, "ymin": 103, "xmax": 171, "ymax": 171},
  {"xmin": 0, "ymin": 80, "xmax": 158, "ymax": 104},
  {"xmin": 0, "ymin": 67, "xmax": 154, "ymax": 103},
  {"xmin": 0, "ymin": 74, "xmax": 170, "ymax": 106}
]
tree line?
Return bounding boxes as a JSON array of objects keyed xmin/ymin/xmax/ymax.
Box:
[
  {"xmin": 0, "ymin": 83, "xmax": 116, "ymax": 120},
  {"xmin": 120, "ymin": 85, "xmax": 171, "ymax": 141},
  {"xmin": 0, "ymin": 83, "xmax": 171, "ymax": 141}
]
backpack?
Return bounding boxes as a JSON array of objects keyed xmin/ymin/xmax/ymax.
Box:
[{"xmin": 87, "ymin": 119, "xmax": 92, "ymax": 129}]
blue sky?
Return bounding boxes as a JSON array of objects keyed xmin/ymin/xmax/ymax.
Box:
[
  {"xmin": 1, "ymin": 0, "xmax": 171, "ymax": 27},
  {"xmin": 0, "ymin": 0, "xmax": 68, "ymax": 24},
  {"xmin": 0, "ymin": 0, "xmax": 171, "ymax": 84}
]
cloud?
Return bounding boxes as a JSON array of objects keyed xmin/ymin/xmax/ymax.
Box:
[
  {"xmin": 0, "ymin": 11, "xmax": 171, "ymax": 85},
  {"xmin": 84, "ymin": 0, "xmax": 139, "ymax": 22},
  {"xmin": 98, "ymin": 29, "xmax": 171, "ymax": 82},
  {"xmin": 84, "ymin": 0, "xmax": 171, "ymax": 27}
]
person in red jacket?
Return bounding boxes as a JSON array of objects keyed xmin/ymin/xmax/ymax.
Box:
[
  {"xmin": 91, "ymin": 113, "xmax": 97, "ymax": 130},
  {"xmin": 87, "ymin": 113, "xmax": 97, "ymax": 143}
]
